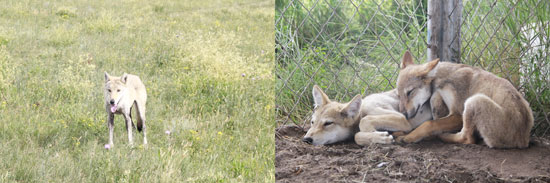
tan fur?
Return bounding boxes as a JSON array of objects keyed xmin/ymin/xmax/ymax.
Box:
[
  {"xmin": 395, "ymin": 51, "xmax": 534, "ymax": 148},
  {"xmin": 303, "ymin": 85, "xmax": 436, "ymax": 146},
  {"xmin": 104, "ymin": 72, "xmax": 148, "ymax": 147}
]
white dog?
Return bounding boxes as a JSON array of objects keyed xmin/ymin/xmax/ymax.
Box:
[{"xmin": 104, "ymin": 72, "xmax": 147, "ymax": 147}]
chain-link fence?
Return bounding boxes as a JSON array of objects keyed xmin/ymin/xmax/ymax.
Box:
[{"xmin": 275, "ymin": 0, "xmax": 550, "ymax": 136}]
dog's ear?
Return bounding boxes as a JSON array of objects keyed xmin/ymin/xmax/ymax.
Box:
[
  {"xmin": 400, "ymin": 51, "xmax": 414, "ymax": 69},
  {"xmin": 423, "ymin": 58, "xmax": 440, "ymax": 76},
  {"xmin": 121, "ymin": 73, "xmax": 128, "ymax": 84},
  {"xmin": 341, "ymin": 94, "xmax": 362, "ymax": 118},
  {"xmin": 312, "ymin": 85, "xmax": 330, "ymax": 108},
  {"xmin": 104, "ymin": 72, "xmax": 111, "ymax": 82}
]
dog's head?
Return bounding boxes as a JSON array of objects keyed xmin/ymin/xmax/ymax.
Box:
[
  {"xmin": 396, "ymin": 51, "xmax": 439, "ymax": 119},
  {"xmin": 104, "ymin": 72, "xmax": 129, "ymax": 113},
  {"xmin": 302, "ymin": 85, "xmax": 362, "ymax": 145}
]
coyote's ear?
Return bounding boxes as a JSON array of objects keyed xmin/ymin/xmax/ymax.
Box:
[
  {"xmin": 401, "ymin": 51, "xmax": 414, "ymax": 69},
  {"xmin": 424, "ymin": 58, "xmax": 440, "ymax": 76},
  {"xmin": 341, "ymin": 95, "xmax": 362, "ymax": 118},
  {"xmin": 104, "ymin": 72, "xmax": 111, "ymax": 82},
  {"xmin": 312, "ymin": 85, "xmax": 330, "ymax": 108},
  {"xmin": 121, "ymin": 73, "xmax": 128, "ymax": 84}
]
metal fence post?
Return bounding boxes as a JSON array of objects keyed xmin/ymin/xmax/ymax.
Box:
[{"xmin": 427, "ymin": 0, "xmax": 462, "ymax": 63}]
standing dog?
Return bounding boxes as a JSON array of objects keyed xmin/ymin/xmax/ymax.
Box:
[
  {"xmin": 302, "ymin": 85, "xmax": 440, "ymax": 146},
  {"xmin": 395, "ymin": 51, "xmax": 533, "ymax": 148},
  {"xmin": 104, "ymin": 72, "xmax": 148, "ymax": 147}
]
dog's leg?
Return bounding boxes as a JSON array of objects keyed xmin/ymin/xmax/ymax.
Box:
[
  {"xmin": 108, "ymin": 113, "xmax": 115, "ymax": 147},
  {"xmin": 123, "ymin": 111, "xmax": 134, "ymax": 146},
  {"xmin": 391, "ymin": 131, "xmax": 407, "ymax": 137},
  {"xmin": 360, "ymin": 113, "xmax": 412, "ymax": 132},
  {"xmin": 439, "ymin": 94, "xmax": 509, "ymax": 147},
  {"xmin": 355, "ymin": 113, "xmax": 411, "ymax": 145},
  {"xmin": 128, "ymin": 106, "xmax": 135, "ymax": 129},
  {"xmin": 396, "ymin": 114, "xmax": 463, "ymax": 143},
  {"xmin": 355, "ymin": 131, "xmax": 393, "ymax": 145},
  {"xmin": 430, "ymin": 92, "xmax": 449, "ymax": 120}
]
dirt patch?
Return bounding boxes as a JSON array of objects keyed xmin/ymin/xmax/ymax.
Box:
[{"xmin": 276, "ymin": 125, "xmax": 550, "ymax": 182}]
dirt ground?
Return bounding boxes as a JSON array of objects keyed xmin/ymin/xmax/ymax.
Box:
[{"xmin": 276, "ymin": 125, "xmax": 550, "ymax": 183}]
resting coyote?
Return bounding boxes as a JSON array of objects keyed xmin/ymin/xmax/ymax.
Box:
[
  {"xmin": 302, "ymin": 85, "xmax": 438, "ymax": 146},
  {"xmin": 395, "ymin": 51, "xmax": 533, "ymax": 148},
  {"xmin": 104, "ymin": 72, "xmax": 148, "ymax": 147}
]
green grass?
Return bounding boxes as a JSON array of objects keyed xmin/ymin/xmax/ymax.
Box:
[{"xmin": 0, "ymin": 0, "xmax": 274, "ymax": 182}]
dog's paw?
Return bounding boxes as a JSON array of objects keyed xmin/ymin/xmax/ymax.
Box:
[
  {"xmin": 394, "ymin": 136, "xmax": 414, "ymax": 144},
  {"xmin": 373, "ymin": 131, "xmax": 390, "ymax": 136},
  {"xmin": 355, "ymin": 132, "xmax": 393, "ymax": 145},
  {"xmin": 394, "ymin": 136, "xmax": 404, "ymax": 144},
  {"xmin": 386, "ymin": 135, "xmax": 394, "ymax": 144},
  {"xmin": 374, "ymin": 132, "xmax": 393, "ymax": 144},
  {"xmin": 374, "ymin": 131, "xmax": 393, "ymax": 144},
  {"xmin": 391, "ymin": 131, "xmax": 407, "ymax": 137}
]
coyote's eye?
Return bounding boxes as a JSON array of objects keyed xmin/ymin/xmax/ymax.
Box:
[
  {"xmin": 324, "ymin": 121, "xmax": 334, "ymax": 126},
  {"xmin": 108, "ymin": 89, "xmax": 111, "ymax": 92},
  {"xmin": 117, "ymin": 89, "xmax": 121, "ymax": 92}
]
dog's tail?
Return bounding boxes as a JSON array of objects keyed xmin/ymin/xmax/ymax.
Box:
[
  {"xmin": 137, "ymin": 121, "xmax": 143, "ymax": 132},
  {"xmin": 135, "ymin": 101, "xmax": 145, "ymax": 132}
]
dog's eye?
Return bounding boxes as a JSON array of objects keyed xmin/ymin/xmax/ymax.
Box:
[
  {"xmin": 324, "ymin": 121, "xmax": 334, "ymax": 126},
  {"xmin": 407, "ymin": 89, "xmax": 414, "ymax": 97},
  {"xmin": 117, "ymin": 89, "xmax": 121, "ymax": 92},
  {"xmin": 108, "ymin": 89, "xmax": 111, "ymax": 92}
]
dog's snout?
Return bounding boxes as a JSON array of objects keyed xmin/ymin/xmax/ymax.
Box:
[
  {"xmin": 109, "ymin": 99, "xmax": 115, "ymax": 105},
  {"xmin": 302, "ymin": 137, "xmax": 313, "ymax": 144}
]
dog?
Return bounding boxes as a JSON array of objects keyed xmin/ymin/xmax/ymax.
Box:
[
  {"xmin": 302, "ymin": 85, "xmax": 440, "ymax": 146},
  {"xmin": 395, "ymin": 51, "xmax": 534, "ymax": 148},
  {"xmin": 104, "ymin": 72, "xmax": 148, "ymax": 147}
]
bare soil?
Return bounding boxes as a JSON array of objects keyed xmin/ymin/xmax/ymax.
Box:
[{"xmin": 276, "ymin": 125, "xmax": 550, "ymax": 183}]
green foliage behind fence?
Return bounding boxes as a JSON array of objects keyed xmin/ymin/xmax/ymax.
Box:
[{"xmin": 276, "ymin": 0, "xmax": 550, "ymax": 136}]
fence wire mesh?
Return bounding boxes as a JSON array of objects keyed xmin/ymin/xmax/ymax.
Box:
[{"xmin": 275, "ymin": 0, "xmax": 550, "ymax": 136}]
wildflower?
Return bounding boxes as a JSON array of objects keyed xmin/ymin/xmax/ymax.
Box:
[{"xmin": 165, "ymin": 130, "xmax": 171, "ymax": 135}]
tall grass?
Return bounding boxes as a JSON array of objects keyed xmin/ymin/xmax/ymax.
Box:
[
  {"xmin": 276, "ymin": 0, "xmax": 428, "ymax": 124},
  {"xmin": 0, "ymin": 0, "xmax": 275, "ymax": 182}
]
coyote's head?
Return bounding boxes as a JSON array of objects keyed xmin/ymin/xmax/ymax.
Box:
[
  {"xmin": 302, "ymin": 85, "xmax": 362, "ymax": 145},
  {"xmin": 396, "ymin": 51, "xmax": 439, "ymax": 119},
  {"xmin": 104, "ymin": 72, "xmax": 129, "ymax": 113}
]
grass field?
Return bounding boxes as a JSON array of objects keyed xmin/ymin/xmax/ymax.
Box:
[{"xmin": 0, "ymin": 0, "xmax": 274, "ymax": 182}]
